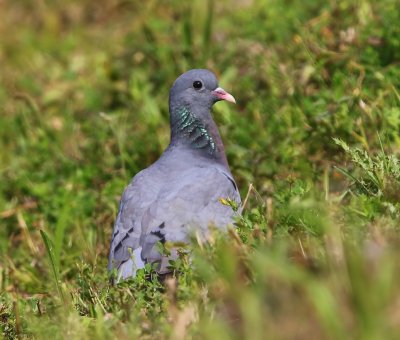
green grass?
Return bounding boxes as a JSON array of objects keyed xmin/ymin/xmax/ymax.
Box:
[{"xmin": 1, "ymin": 0, "xmax": 400, "ymax": 338}]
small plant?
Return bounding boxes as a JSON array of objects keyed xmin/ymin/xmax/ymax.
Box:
[{"xmin": 334, "ymin": 138, "xmax": 400, "ymax": 209}]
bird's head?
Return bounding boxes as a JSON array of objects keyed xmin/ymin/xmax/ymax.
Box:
[{"xmin": 169, "ymin": 69, "xmax": 236, "ymax": 111}]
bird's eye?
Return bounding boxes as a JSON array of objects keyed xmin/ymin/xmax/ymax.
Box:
[{"xmin": 193, "ymin": 81, "xmax": 202, "ymax": 89}]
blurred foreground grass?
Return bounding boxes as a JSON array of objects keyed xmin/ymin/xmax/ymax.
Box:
[{"xmin": 1, "ymin": 0, "xmax": 400, "ymax": 339}]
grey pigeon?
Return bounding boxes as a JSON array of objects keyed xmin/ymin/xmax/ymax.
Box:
[{"xmin": 108, "ymin": 69, "xmax": 241, "ymax": 281}]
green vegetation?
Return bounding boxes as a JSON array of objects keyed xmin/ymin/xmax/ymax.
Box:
[{"xmin": 1, "ymin": 0, "xmax": 400, "ymax": 338}]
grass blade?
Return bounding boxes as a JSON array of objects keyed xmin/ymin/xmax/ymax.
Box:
[
  {"xmin": 202, "ymin": 0, "xmax": 214, "ymax": 62},
  {"xmin": 40, "ymin": 230, "xmax": 64, "ymax": 301},
  {"xmin": 53, "ymin": 191, "xmax": 72, "ymax": 271}
]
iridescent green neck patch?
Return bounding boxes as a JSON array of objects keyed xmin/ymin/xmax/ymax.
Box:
[{"xmin": 174, "ymin": 107, "xmax": 216, "ymax": 154}]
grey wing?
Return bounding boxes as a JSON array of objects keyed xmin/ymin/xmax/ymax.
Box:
[
  {"xmin": 108, "ymin": 166, "xmax": 240, "ymax": 280},
  {"xmin": 107, "ymin": 169, "xmax": 158, "ymax": 280},
  {"xmin": 139, "ymin": 167, "xmax": 241, "ymax": 270}
]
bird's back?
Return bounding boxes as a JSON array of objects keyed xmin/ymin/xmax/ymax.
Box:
[{"xmin": 108, "ymin": 145, "xmax": 240, "ymax": 280}]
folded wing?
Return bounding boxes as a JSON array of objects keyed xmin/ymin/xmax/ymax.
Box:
[{"xmin": 108, "ymin": 166, "xmax": 240, "ymax": 280}]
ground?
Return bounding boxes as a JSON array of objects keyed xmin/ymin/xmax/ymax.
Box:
[{"xmin": 1, "ymin": 0, "xmax": 400, "ymax": 339}]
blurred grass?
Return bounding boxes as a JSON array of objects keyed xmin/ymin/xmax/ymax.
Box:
[{"xmin": 1, "ymin": 0, "xmax": 400, "ymax": 339}]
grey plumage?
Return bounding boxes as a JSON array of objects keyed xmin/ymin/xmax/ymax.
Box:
[{"xmin": 108, "ymin": 69, "xmax": 241, "ymax": 280}]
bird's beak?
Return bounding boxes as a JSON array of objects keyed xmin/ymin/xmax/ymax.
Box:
[{"xmin": 212, "ymin": 87, "xmax": 236, "ymax": 104}]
